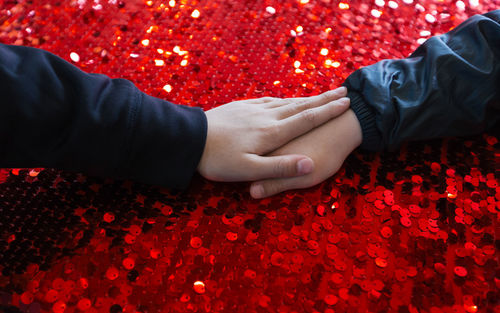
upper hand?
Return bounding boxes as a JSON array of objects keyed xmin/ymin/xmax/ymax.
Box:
[
  {"xmin": 249, "ymin": 108, "xmax": 363, "ymax": 198},
  {"xmin": 197, "ymin": 87, "xmax": 350, "ymax": 182}
]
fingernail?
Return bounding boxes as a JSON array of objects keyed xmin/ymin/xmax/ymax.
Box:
[
  {"xmin": 297, "ymin": 158, "xmax": 313, "ymax": 175},
  {"xmin": 339, "ymin": 86, "xmax": 347, "ymax": 94},
  {"xmin": 338, "ymin": 97, "xmax": 350, "ymax": 105},
  {"xmin": 251, "ymin": 184, "xmax": 264, "ymax": 198}
]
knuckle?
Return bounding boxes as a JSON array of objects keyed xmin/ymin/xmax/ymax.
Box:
[
  {"xmin": 319, "ymin": 92, "xmax": 330, "ymax": 102},
  {"xmin": 284, "ymin": 102, "xmax": 299, "ymax": 115},
  {"xmin": 274, "ymin": 158, "xmax": 291, "ymax": 177},
  {"xmin": 283, "ymin": 106, "xmax": 295, "ymax": 117},
  {"xmin": 301, "ymin": 109, "xmax": 317, "ymax": 124},
  {"xmin": 296, "ymin": 99, "xmax": 310, "ymax": 109},
  {"xmin": 284, "ymin": 99, "xmax": 293, "ymax": 106},
  {"xmin": 263, "ymin": 123, "xmax": 281, "ymax": 139}
]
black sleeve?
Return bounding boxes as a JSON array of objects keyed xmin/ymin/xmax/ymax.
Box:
[
  {"xmin": 0, "ymin": 44, "xmax": 207, "ymax": 189},
  {"xmin": 343, "ymin": 10, "xmax": 500, "ymax": 152}
]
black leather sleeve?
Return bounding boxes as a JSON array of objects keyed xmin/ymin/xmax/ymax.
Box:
[
  {"xmin": 0, "ymin": 44, "xmax": 207, "ymax": 189},
  {"xmin": 344, "ymin": 10, "xmax": 500, "ymax": 152}
]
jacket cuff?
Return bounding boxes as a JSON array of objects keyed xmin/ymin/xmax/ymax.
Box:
[
  {"xmin": 346, "ymin": 90, "xmax": 384, "ymax": 151},
  {"xmin": 125, "ymin": 92, "xmax": 207, "ymax": 190}
]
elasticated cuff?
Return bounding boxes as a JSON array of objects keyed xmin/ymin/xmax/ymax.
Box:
[{"xmin": 346, "ymin": 90, "xmax": 384, "ymax": 152}]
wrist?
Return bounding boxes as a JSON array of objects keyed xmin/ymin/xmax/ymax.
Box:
[{"xmin": 322, "ymin": 109, "xmax": 362, "ymax": 156}]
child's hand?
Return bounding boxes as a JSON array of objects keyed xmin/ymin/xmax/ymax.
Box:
[
  {"xmin": 249, "ymin": 109, "xmax": 362, "ymax": 198},
  {"xmin": 198, "ymin": 87, "xmax": 350, "ymax": 182}
]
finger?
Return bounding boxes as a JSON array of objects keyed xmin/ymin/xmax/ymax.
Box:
[
  {"xmin": 273, "ymin": 86, "xmax": 347, "ymax": 117},
  {"xmin": 250, "ymin": 176, "xmax": 310, "ymax": 199},
  {"xmin": 246, "ymin": 154, "xmax": 314, "ymax": 180},
  {"xmin": 276, "ymin": 97, "xmax": 350, "ymax": 143},
  {"xmin": 242, "ymin": 96, "xmax": 279, "ymax": 104}
]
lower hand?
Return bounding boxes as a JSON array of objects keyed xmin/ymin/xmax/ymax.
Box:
[
  {"xmin": 197, "ymin": 87, "xmax": 350, "ymax": 182},
  {"xmin": 249, "ymin": 109, "xmax": 363, "ymax": 198}
]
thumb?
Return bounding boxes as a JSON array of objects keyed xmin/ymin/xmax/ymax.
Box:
[
  {"xmin": 247, "ymin": 154, "xmax": 314, "ymax": 180},
  {"xmin": 250, "ymin": 176, "xmax": 306, "ymax": 199}
]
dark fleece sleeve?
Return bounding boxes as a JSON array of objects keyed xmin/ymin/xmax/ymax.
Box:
[
  {"xmin": 344, "ymin": 10, "xmax": 500, "ymax": 152},
  {"xmin": 0, "ymin": 43, "xmax": 207, "ymax": 189}
]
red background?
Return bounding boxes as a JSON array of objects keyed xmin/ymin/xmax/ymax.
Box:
[{"xmin": 0, "ymin": 1, "xmax": 498, "ymax": 312}]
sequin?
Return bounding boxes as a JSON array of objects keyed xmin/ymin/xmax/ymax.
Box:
[
  {"xmin": 271, "ymin": 252, "xmax": 284, "ymax": 266},
  {"xmin": 226, "ymin": 232, "xmax": 238, "ymax": 241},
  {"xmin": 129, "ymin": 225, "xmax": 142, "ymax": 236},
  {"xmin": 106, "ymin": 267, "xmax": 119, "ymax": 280},
  {"xmin": 103, "ymin": 212, "xmax": 115, "ymax": 223},
  {"xmin": 122, "ymin": 257, "xmax": 135, "ymax": 270},
  {"xmin": 0, "ymin": 2, "xmax": 498, "ymax": 312},
  {"xmin": 190, "ymin": 236, "xmax": 202, "ymax": 248},
  {"xmin": 20, "ymin": 292, "xmax": 33, "ymax": 305},
  {"xmin": 44, "ymin": 289, "xmax": 59, "ymax": 303},
  {"xmin": 189, "ymin": 9, "xmax": 201, "ymax": 18},
  {"xmin": 52, "ymin": 301, "xmax": 66, "ymax": 313},
  {"xmin": 380, "ymin": 226, "xmax": 392, "ymax": 238},
  {"xmin": 454, "ymin": 266, "xmax": 468, "ymax": 277},
  {"xmin": 150, "ymin": 248, "xmax": 161, "ymax": 259},
  {"xmin": 193, "ymin": 281, "xmax": 206, "ymax": 294},
  {"xmin": 400, "ymin": 217, "xmax": 412, "ymax": 227},
  {"xmin": 375, "ymin": 258, "xmax": 388, "ymax": 268},
  {"xmin": 324, "ymin": 294, "xmax": 338, "ymax": 305},
  {"xmin": 330, "ymin": 273, "xmax": 343, "ymax": 284},
  {"xmin": 77, "ymin": 298, "xmax": 92, "ymax": 311},
  {"xmin": 70, "ymin": 52, "xmax": 80, "ymax": 62}
]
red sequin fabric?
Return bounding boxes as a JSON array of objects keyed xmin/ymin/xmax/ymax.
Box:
[{"xmin": 0, "ymin": 1, "xmax": 498, "ymax": 313}]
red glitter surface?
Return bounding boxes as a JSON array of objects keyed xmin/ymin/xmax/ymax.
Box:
[{"xmin": 0, "ymin": 1, "xmax": 499, "ymax": 313}]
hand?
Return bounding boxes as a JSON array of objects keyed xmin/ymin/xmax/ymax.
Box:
[
  {"xmin": 197, "ymin": 87, "xmax": 350, "ymax": 182},
  {"xmin": 249, "ymin": 108, "xmax": 363, "ymax": 198}
]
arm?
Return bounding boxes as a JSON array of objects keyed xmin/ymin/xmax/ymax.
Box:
[
  {"xmin": 250, "ymin": 109, "xmax": 361, "ymax": 199},
  {"xmin": 0, "ymin": 43, "xmax": 206, "ymax": 189},
  {"xmin": 344, "ymin": 10, "xmax": 500, "ymax": 152},
  {"xmin": 0, "ymin": 44, "xmax": 350, "ymax": 189},
  {"xmin": 250, "ymin": 10, "xmax": 500, "ymax": 198}
]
